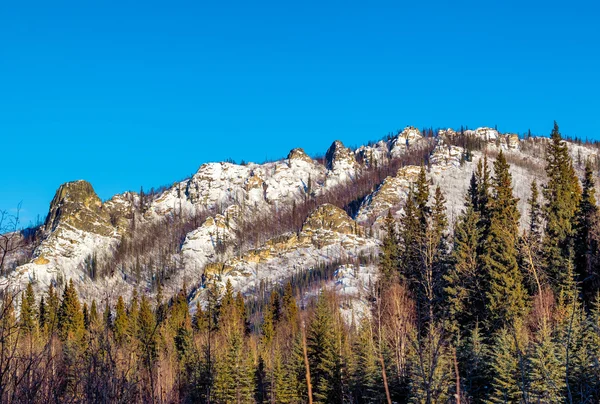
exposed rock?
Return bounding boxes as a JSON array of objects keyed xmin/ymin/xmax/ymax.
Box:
[
  {"xmin": 325, "ymin": 140, "xmax": 358, "ymax": 172},
  {"xmin": 44, "ymin": 180, "xmax": 113, "ymax": 237},
  {"xmin": 302, "ymin": 204, "xmax": 356, "ymax": 235},
  {"xmin": 430, "ymin": 140, "xmax": 464, "ymax": 171},
  {"xmin": 390, "ymin": 126, "xmax": 423, "ymax": 158},
  {"xmin": 287, "ymin": 148, "xmax": 314, "ymax": 165}
]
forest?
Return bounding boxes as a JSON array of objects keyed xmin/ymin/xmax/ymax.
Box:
[{"xmin": 1, "ymin": 122, "xmax": 600, "ymax": 403}]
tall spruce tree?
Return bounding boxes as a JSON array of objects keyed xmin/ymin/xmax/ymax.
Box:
[
  {"xmin": 379, "ymin": 210, "xmax": 400, "ymax": 283},
  {"xmin": 575, "ymin": 159, "xmax": 598, "ymax": 299},
  {"xmin": 483, "ymin": 150, "xmax": 527, "ymax": 329},
  {"xmin": 307, "ymin": 292, "xmax": 343, "ymax": 404},
  {"xmin": 20, "ymin": 282, "xmax": 37, "ymax": 334},
  {"xmin": 487, "ymin": 321, "xmax": 529, "ymax": 404},
  {"xmin": 543, "ymin": 121, "xmax": 582, "ymax": 292},
  {"xmin": 528, "ymin": 179, "xmax": 542, "ymax": 238},
  {"xmin": 399, "ymin": 187, "xmax": 421, "ymax": 284},
  {"xmin": 57, "ymin": 279, "xmax": 85, "ymax": 342},
  {"xmin": 445, "ymin": 189, "xmax": 484, "ymax": 334}
]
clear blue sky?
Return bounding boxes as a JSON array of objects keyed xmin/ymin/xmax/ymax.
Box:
[{"xmin": 1, "ymin": 0, "xmax": 599, "ymax": 226}]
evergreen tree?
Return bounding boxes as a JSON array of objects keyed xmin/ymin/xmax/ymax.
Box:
[
  {"xmin": 543, "ymin": 121, "xmax": 582, "ymax": 292},
  {"xmin": 475, "ymin": 154, "xmax": 492, "ymax": 239},
  {"xmin": 351, "ymin": 320, "xmax": 383, "ymax": 403},
  {"xmin": 575, "ymin": 159, "xmax": 598, "ymax": 299},
  {"xmin": 459, "ymin": 323, "xmax": 489, "ymax": 403},
  {"xmin": 399, "ymin": 187, "xmax": 421, "ymax": 284},
  {"xmin": 415, "ymin": 166, "xmax": 430, "ymax": 230},
  {"xmin": 57, "ymin": 279, "xmax": 85, "ymax": 342},
  {"xmin": 46, "ymin": 283, "xmax": 60, "ymax": 332},
  {"xmin": 20, "ymin": 282, "xmax": 37, "ymax": 334},
  {"xmin": 529, "ymin": 321, "xmax": 566, "ymax": 401},
  {"xmin": 38, "ymin": 295, "xmax": 47, "ymax": 331},
  {"xmin": 482, "ymin": 151, "xmax": 527, "ymax": 328},
  {"xmin": 113, "ymin": 295, "xmax": 129, "ymax": 345},
  {"xmin": 379, "ymin": 210, "xmax": 400, "ymax": 283},
  {"xmin": 487, "ymin": 321, "xmax": 529, "ymax": 404},
  {"xmin": 445, "ymin": 198, "xmax": 484, "ymax": 333},
  {"xmin": 138, "ymin": 295, "xmax": 157, "ymax": 363},
  {"xmin": 528, "ymin": 179, "xmax": 542, "ymax": 238},
  {"xmin": 89, "ymin": 299, "xmax": 100, "ymax": 331},
  {"xmin": 307, "ymin": 292, "xmax": 343, "ymax": 404},
  {"xmin": 82, "ymin": 302, "xmax": 89, "ymax": 330}
]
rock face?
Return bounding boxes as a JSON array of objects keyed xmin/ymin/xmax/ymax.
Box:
[
  {"xmin": 325, "ymin": 140, "xmax": 358, "ymax": 172},
  {"xmin": 302, "ymin": 204, "xmax": 356, "ymax": 235},
  {"xmin": 287, "ymin": 148, "xmax": 314, "ymax": 165},
  {"xmin": 43, "ymin": 180, "xmax": 113, "ymax": 237},
  {"xmin": 390, "ymin": 126, "xmax": 423, "ymax": 157}
]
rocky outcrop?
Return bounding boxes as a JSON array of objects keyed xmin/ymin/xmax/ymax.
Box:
[
  {"xmin": 287, "ymin": 148, "xmax": 314, "ymax": 165},
  {"xmin": 390, "ymin": 126, "xmax": 423, "ymax": 157},
  {"xmin": 44, "ymin": 180, "xmax": 114, "ymax": 237},
  {"xmin": 325, "ymin": 140, "xmax": 358, "ymax": 172},
  {"xmin": 302, "ymin": 204, "xmax": 356, "ymax": 235}
]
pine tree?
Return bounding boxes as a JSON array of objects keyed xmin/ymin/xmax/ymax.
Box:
[
  {"xmin": 459, "ymin": 323, "xmax": 489, "ymax": 403},
  {"xmin": 38, "ymin": 295, "xmax": 47, "ymax": 331},
  {"xmin": 20, "ymin": 282, "xmax": 37, "ymax": 334},
  {"xmin": 475, "ymin": 154, "xmax": 491, "ymax": 239},
  {"xmin": 82, "ymin": 302, "xmax": 89, "ymax": 330},
  {"xmin": 113, "ymin": 295, "xmax": 129, "ymax": 345},
  {"xmin": 575, "ymin": 159, "xmax": 598, "ymax": 299},
  {"xmin": 399, "ymin": 187, "xmax": 421, "ymax": 286},
  {"xmin": 482, "ymin": 151, "xmax": 527, "ymax": 328},
  {"xmin": 445, "ymin": 198, "xmax": 484, "ymax": 333},
  {"xmin": 89, "ymin": 299, "xmax": 100, "ymax": 331},
  {"xmin": 529, "ymin": 321, "xmax": 566, "ymax": 401},
  {"xmin": 528, "ymin": 179, "xmax": 542, "ymax": 238},
  {"xmin": 408, "ymin": 323, "xmax": 453, "ymax": 404},
  {"xmin": 543, "ymin": 121, "xmax": 582, "ymax": 292},
  {"xmin": 415, "ymin": 166, "xmax": 430, "ymax": 230},
  {"xmin": 57, "ymin": 279, "xmax": 85, "ymax": 342},
  {"xmin": 46, "ymin": 283, "xmax": 60, "ymax": 332},
  {"xmin": 487, "ymin": 321, "xmax": 529, "ymax": 404},
  {"xmin": 351, "ymin": 320, "xmax": 383, "ymax": 403},
  {"xmin": 307, "ymin": 292, "xmax": 343, "ymax": 404},
  {"xmin": 138, "ymin": 295, "xmax": 157, "ymax": 363},
  {"xmin": 213, "ymin": 308, "xmax": 254, "ymax": 403},
  {"xmin": 379, "ymin": 210, "xmax": 400, "ymax": 283}
]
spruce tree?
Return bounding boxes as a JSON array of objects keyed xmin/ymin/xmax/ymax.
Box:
[
  {"xmin": 543, "ymin": 121, "xmax": 582, "ymax": 292},
  {"xmin": 487, "ymin": 322, "xmax": 529, "ymax": 404},
  {"xmin": 575, "ymin": 159, "xmax": 598, "ymax": 299},
  {"xmin": 482, "ymin": 151, "xmax": 527, "ymax": 328},
  {"xmin": 138, "ymin": 295, "xmax": 157, "ymax": 363},
  {"xmin": 351, "ymin": 320, "xmax": 383, "ymax": 403},
  {"xmin": 445, "ymin": 200, "xmax": 484, "ymax": 333},
  {"xmin": 379, "ymin": 210, "xmax": 400, "ymax": 283},
  {"xmin": 529, "ymin": 321, "xmax": 566, "ymax": 401},
  {"xmin": 399, "ymin": 187, "xmax": 421, "ymax": 284},
  {"xmin": 113, "ymin": 295, "xmax": 129, "ymax": 345},
  {"xmin": 528, "ymin": 179, "xmax": 542, "ymax": 238},
  {"xmin": 307, "ymin": 292, "xmax": 343, "ymax": 404},
  {"xmin": 57, "ymin": 279, "xmax": 85, "ymax": 342},
  {"xmin": 20, "ymin": 282, "xmax": 37, "ymax": 334}
]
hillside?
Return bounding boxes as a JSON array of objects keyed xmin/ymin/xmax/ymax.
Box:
[
  {"xmin": 2, "ymin": 125, "xmax": 599, "ymax": 308},
  {"xmin": 3, "ymin": 124, "xmax": 600, "ymax": 403}
]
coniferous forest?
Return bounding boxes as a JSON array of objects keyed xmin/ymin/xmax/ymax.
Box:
[{"xmin": 3, "ymin": 123, "xmax": 600, "ymax": 403}]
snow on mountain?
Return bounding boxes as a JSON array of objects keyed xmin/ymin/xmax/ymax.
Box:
[
  {"xmin": 3, "ymin": 126, "xmax": 599, "ymax": 317},
  {"xmin": 189, "ymin": 203, "xmax": 378, "ymax": 307}
]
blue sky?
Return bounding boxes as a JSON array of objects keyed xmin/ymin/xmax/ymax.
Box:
[{"xmin": 1, "ymin": 0, "xmax": 599, "ymax": 226}]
